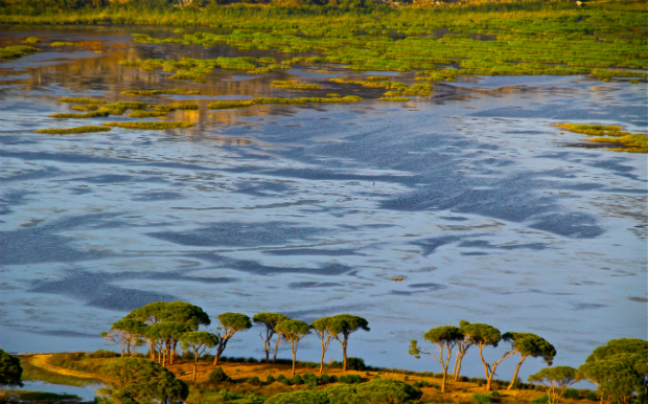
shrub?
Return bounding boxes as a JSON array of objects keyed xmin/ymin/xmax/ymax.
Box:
[
  {"xmin": 338, "ymin": 374, "xmax": 362, "ymax": 384},
  {"xmin": 207, "ymin": 367, "xmax": 230, "ymax": 384},
  {"xmin": 277, "ymin": 374, "xmax": 286, "ymax": 382},
  {"xmin": 290, "ymin": 375, "xmax": 304, "ymax": 385},
  {"xmin": 584, "ymin": 391, "xmax": 598, "ymax": 401},
  {"xmin": 87, "ymin": 349, "xmax": 119, "ymax": 358},
  {"xmin": 355, "ymin": 378, "xmax": 423, "ymax": 404},
  {"xmin": 248, "ymin": 376, "xmax": 261, "ymax": 386},
  {"xmin": 320, "ymin": 374, "xmax": 331, "ymax": 384},
  {"xmin": 562, "ymin": 388, "xmax": 579, "ymax": 399},
  {"xmin": 531, "ymin": 394, "xmax": 549, "ymax": 404},
  {"xmin": 472, "ymin": 393, "xmax": 493, "ymax": 403},
  {"xmin": 266, "ymin": 374, "xmax": 275, "ymax": 383}
]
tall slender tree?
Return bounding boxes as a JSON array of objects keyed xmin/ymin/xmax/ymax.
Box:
[
  {"xmin": 213, "ymin": 312, "xmax": 252, "ymax": 365},
  {"xmin": 311, "ymin": 316, "xmax": 338, "ymax": 375},
  {"xmin": 179, "ymin": 331, "xmax": 219, "ymax": 382},
  {"xmin": 253, "ymin": 313, "xmax": 288, "ymax": 363},
  {"xmin": 275, "ymin": 320, "xmax": 311, "ymax": 376},
  {"xmin": 503, "ymin": 332, "xmax": 556, "ymax": 390},
  {"xmin": 462, "ymin": 323, "xmax": 514, "ymax": 391},
  {"xmin": 330, "ymin": 314, "xmax": 370, "ymax": 372},
  {"xmin": 452, "ymin": 320, "xmax": 473, "ymax": 381},
  {"xmin": 409, "ymin": 326, "xmax": 463, "ymax": 392}
]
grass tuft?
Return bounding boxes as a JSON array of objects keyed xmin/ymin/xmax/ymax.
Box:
[
  {"xmin": 103, "ymin": 121, "xmax": 194, "ymax": 130},
  {"xmin": 36, "ymin": 126, "xmax": 111, "ymax": 134}
]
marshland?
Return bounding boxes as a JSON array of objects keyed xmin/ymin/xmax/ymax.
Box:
[{"xmin": 0, "ymin": 0, "xmax": 646, "ymax": 402}]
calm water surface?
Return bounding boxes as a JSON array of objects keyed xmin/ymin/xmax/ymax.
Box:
[{"xmin": 0, "ymin": 27, "xmax": 646, "ymax": 383}]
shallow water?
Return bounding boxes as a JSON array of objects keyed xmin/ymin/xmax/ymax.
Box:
[{"xmin": 0, "ymin": 27, "xmax": 646, "ymax": 383}]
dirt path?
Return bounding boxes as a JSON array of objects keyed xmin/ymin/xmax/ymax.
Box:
[{"xmin": 28, "ymin": 355, "xmax": 108, "ymax": 382}]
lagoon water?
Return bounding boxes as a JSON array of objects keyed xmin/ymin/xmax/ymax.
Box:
[{"xmin": 0, "ymin": 27, "xmax": 646, "ymax": 383}]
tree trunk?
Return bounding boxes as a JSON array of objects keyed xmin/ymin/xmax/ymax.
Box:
[
  {"xmin": 290, "ymin": 341, "xmax": 297, "ymax": 377},
  {"xmin": 452, "ymin": 351, "xmax": 461, "ymax": 379},
  {"xmin": 264, "ymin": 338, "xmax": 270, "ymax": 364},
  {"xmin": 273, "ymin": 336, "xmax": 282, "ymax": 364},
  {"xmin": 169, "ymin": 341, "xmax": 177, "ymax": 365},
  {"xmin": 508, "ymin": 356, "xmax": 527, "ymax": 390},
  {"xmin": 478, "ymin": 346, "xmax": 491, "ymax": 391},
  {"xmin": 441, "ymin": 368, "xmax": 447, "ymax": 393},
  {"xmin": 149, "ymin": 339, "xmax": 156, "ymax": 361},
  {"xmin": 342, "ymin": 339, "xmax": 348, "ymax": 372},
  {"xmin": 214, "ymin": 338, "xmax": 226, "ymax": 365}
]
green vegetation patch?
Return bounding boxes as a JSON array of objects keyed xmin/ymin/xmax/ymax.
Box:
[
  {"xmin": 58, "ymin": 97, "xmax": 106, "ymax": 104},
  {"xmin": 50, "ymin": 111, "xmax": 110, "ymax": 119},
  {"xmin": 103, "ymin": 121, "xmax": 194, "ymax": 130},
  {"xmin": 51, "ymin": 41, "xmax": 75, "ymax": 47},
  {"xmin": 378, "ymin": 96, "xmax": 411, "ymax": 102},
  {"xmin": 0, "ymin": 45, "xmax": 40, "ymax": 60},
  {"xmin": 557, "ymin": 122, "xmax": 648, "ymax": 153},
  {"xmin": 169, "ymin": 103, "xmax": 199, "ymax": 110},
  {"xmin": 0, "ymin": 389, "xmax": 80, "ymax": 401},
  {"xmin": 121, "ymin": 88, "xmax": 200, "ymax": 96},
  {"xmin": 271, "ymin": 80, "xmax": 321, "ymax": 90},
  {"xmin": 36, "ymin": 125, "xmax": 112, "ymax": 134},
  {"xmin": 128, "ymin": 110, "xmax": 169, "ymax": 118},
  {"xmin": 208, "ymin": 95, "xmax": 362, "ymax": 110}
]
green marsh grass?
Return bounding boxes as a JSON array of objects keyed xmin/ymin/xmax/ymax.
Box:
[
  {"xmin": 121, "ymin": 89, "xmax": 200, "ymax": 96},
  {"xmin": 36, "ymin": 126, "xmax": 111, "ymax": 134},
  {"xmin": 128, "ymin": 110, "xmax": 170, "ymax": 118},
  {"xmin": 103, "ymin": 121, "xmax": 194, "ymax": 130},
  {"xmin": 0, "ymin": 45, "xmax": 40, "ymax": 60},
  {"xmin": 271, "ymin": 80, "xmax": 321, "ymax": 90},
  {"xmin": 169, "ymin": 103, "xmax": 200, "ymax": 110},
  {"xmin": 208, "ymin": 95, "xmax": 363, "ymax": 110},
  {"xmin": 557, "ymin": 123, "xmax": 648, "ymax": 153},
  {"xmin": 50, "ymin": 111, "xmax": 110, "ymax": 119},
  {"xmin": 50, "ymin": 41, "xmax": 75, "ymax": 47},
  {"xmin": 58, "ymin": 97, "xmax": 106, "ymax": 104}
]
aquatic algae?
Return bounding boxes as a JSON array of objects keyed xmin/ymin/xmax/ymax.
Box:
[
  {"xmin": 121, "ymin": 89, "xmax": 200, "ymax": 96},
  {"xmin": 36, "ymin": 126, "xmax": 111, "ymax": 134},
  {"xmin": 51, "ymin": 42, "xmax": 75, "ymax": 47},
  {"xmin": 0, "ymin": 45, "xmax": 39, "ymax": 59},
  {"xmin": 103, "ymin": 121, "xmax": 194, "ymax": 130}
]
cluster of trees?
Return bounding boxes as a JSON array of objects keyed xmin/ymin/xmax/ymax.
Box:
[
  {"xmin": 409, "ymin": 321, "xmax": 647, "ymax": 404},
  {"xmin": 408, "ymin": 320, "xmax": 556, "ymax": 393},
  {"xmin": 102, "ymin": 301, "xmax": 369, "ymax": 380}
]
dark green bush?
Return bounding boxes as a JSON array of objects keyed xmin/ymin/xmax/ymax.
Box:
[
  {"xmin": 472, "ymin": 392, "xmax": 493, "ymax": 403},
  {"xmin": 290, "ymin": 375, "xmax": 304, "ymax": 385},
  {"xmin": 584, "ymin": 391, "xmax": 598, "ymax": 401},
  {"xmin": 248, "ymin": 376, "xmax": 261, "ymax": 386},
  {"xmin": 266, "ymin": 374, "xmax": 275, "ymax": 383},
  {"xmin": 208, "ymin": 367, "xmax": 231, "ymax": 384},
  {"xmin": 562, "ymin": 388, "xmax": 580, "ymax": 399}
]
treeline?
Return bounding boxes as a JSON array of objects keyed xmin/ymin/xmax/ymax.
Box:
[
  {"xmin": 101, "ymin": 301, "xmax": 370, "ymax": 380},
  {"xmin": 1, "ymin": 300, "xmax": 646, "ymax": 404}
]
